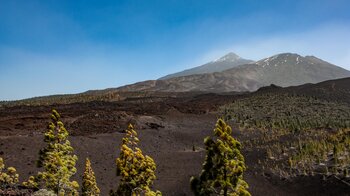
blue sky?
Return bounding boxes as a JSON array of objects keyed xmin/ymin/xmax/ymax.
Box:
[{"xmin": 1, "ymin": 0, "xmax": 350, "ymax": 100}]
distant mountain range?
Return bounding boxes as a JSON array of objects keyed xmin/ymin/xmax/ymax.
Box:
[
  {"xmin": 1, "ymin": 52, "xmax": 350, "ymax": 105},
  {"xmin": 117, "ymin": 52, "xmax": 350, "ymax": 92}
]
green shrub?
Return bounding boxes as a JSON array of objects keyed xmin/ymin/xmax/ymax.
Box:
[
  {"xmin": 0, "ymin": 157, "xmax": 19, "ymax": 187},
  {"xmin": 111, "ymin": 124, "xmax": 161, "ymax": 196},
  {"xmin": 190, "ymin": 119, "xmax": 250, "ymax": 196},
  {"xmin": 23, "ymin": 110, "xmax": 79, "ymax": 195}
]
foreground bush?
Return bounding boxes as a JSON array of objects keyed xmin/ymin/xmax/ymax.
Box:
[
  {"xmin": 0, "ymin": 157, "xmax": 19, "ymax": 188},
  {"xmin": 23, "ymin": 110, "xmax": 79, "ymax": 195},
  {"xmin": 111, "ymin": 124, "xmax": 161, "ymax": 196},
  {"xmin": 191, "ymin": 119, "xmax": 250, "ymax": 196}
]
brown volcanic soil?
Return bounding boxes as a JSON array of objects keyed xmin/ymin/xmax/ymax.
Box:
[{"xmin": 0, "ymin": 93, "xmax": 349, "ymax": 195}]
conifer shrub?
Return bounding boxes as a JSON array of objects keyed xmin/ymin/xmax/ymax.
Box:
[
  {"xmin": 111, "ymin": 124, "xmax": 161, "ymax": 196},
  {"xmin": 0, "ymin": 157, "xmax": 19, "ymax": 188},
  {"xmin": 23, "ymin": 109, "xmax": 79, "ymax": 195},
  {"xmin": 82, "ymin": 158, "xmax": 100, "ymax": 196},
  {"xmin": 190, "ymin": 119, "xmax": 250, "ymax": 196}
]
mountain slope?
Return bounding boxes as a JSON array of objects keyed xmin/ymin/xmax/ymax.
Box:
[
  {"xmin": 273, "ymin": 77, "xmax": 350, "ymax": 104},
  {"xmin": 159, "ymin": 52, "xmax": 254, "ymax": 80},
  {"xmin": 252, "ymin": 53, "xmax": 350, "ymax": 87},
  {"xmin": 118, "ymin": 53, "xmax": 350, "ymax": 92}
]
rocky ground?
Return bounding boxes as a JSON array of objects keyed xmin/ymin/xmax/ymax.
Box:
[{"xmin": 0, "ymin": 93, "xmax": 349, "ymax": 195}]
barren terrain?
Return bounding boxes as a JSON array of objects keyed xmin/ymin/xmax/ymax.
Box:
[{"xmin": 1, "ymin": 79, "xmax": 350, "ymax": 195}]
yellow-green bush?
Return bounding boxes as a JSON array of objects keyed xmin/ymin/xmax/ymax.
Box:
[
  {"xmin": 82, "ymin": 158, "xmax": 100, "ymax": 196},
  {"xmin": 0, "ymin": 157, "xmax": 19, "ymax": 187},
  {"xmin": 23, "ymin": 110, "xmax": 79, "ymax": 195},
  {"xmin": 111, "ymin": 124, "xmax": 161, "ymax": 196},
  {"xmin": 190, "ymin": 119, "xmax": 250, "ymax": 196}
]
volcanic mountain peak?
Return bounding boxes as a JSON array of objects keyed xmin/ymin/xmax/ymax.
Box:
[
  {"xmin": 159, "ymin": 52, "xmax": 253, "ymax": 80},
  {"xmin": 212, "ymin": 52, "xmax": 242, "ymax": 62}
]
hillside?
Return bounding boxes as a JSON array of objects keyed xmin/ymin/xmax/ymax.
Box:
[
  {"xmin": 252, "ymin": 53, "xmax": 350, "ymax": 87},
  {"xmin": 221, "ymin": 89, "xmax": 350, "ymax": 185},
  {"xmin": 254, "ymin": 77, "xmax": 350, "ymax": 104},
  {"xmin": 2, "ymin": 76, "xmax": 350, "ymax": 109}
]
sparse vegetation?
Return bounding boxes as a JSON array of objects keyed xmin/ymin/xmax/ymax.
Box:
[
  {"xmin": 190, "ymin": 119, "xmax": 250, "ymax": 196},
  {"xmin": 222, "ymin": 93, "xmax": 350, "ymax": 132},
  {"xmin": 2, "ymin": 110, "xmax": 166, "ymax": 195},
  {"xmin": 221, "ymin": 93, "xmax": 350, "ymax": 181},
  {"xmin": 0, "ymin": 91, "xmax": 190, "ymax": 108},
  {"xmin": 1, "ymin": 84, "xmax": 350, "ymax": 195},
  {"xmin": 0, "ymin": 91, "xmax": 122, "ymax": 107}
]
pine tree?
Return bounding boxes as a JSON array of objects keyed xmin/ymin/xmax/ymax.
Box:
[
  {"xmin": 0, "ymin": 157, "xmax": 19, "ymax": 188},
  {"xmin": 82, "ymin": 158, "xmax": 100, "ymax": 196},
  {"xmin": 23, "ymin": 109, "xmax": 79, "ymax": 195},
  {"xmin": 111, "ymin": 124, "xmax": 161, "ymax": 196},
  {"xmin": 190, "ymin": 119, "xmax": 250, "ymax": 196}
]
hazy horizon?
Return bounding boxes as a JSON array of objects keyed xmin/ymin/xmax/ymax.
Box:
[{"xmin": 1, "ymin": 0, "xmax": 350, "ymax": 100}]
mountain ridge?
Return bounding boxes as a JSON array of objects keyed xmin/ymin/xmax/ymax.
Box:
[{"xmin": 1, "ymin": 52, "xmax": 349, "ymax": 104}]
